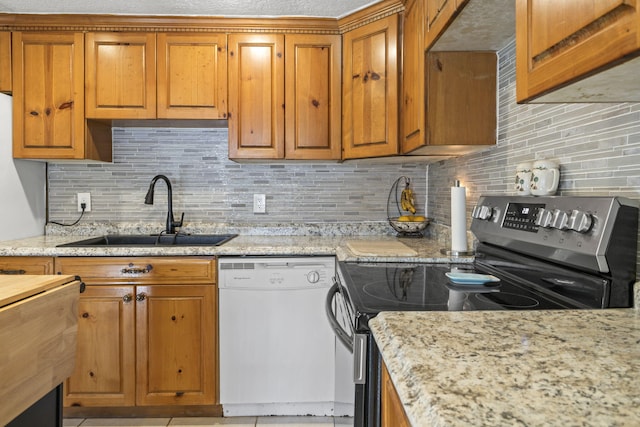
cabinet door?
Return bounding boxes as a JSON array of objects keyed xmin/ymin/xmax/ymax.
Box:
[
  {"xmin": 64, "ymin": 285, "xmax": 136, "ymax": 407},
  {"xmin": 0, "ymin": 32, "xmax": 10, "ymax": 93},
  {"xmin": 228, "ymin": 34, "xmax": 285, "ymax": 160},
  {"xmin": 425, "ymin": 51, "xmax": 496, "ymax": 151},
  {"xmin": 401, "ymin": 0, "xmax": 426, "ymax": 154},
  {"xmin": 342, "ymin": 16, "xmax": 399, "ymax": 159},
  {"xmin": 284, "ymin": 34, "xmax": 342, "ymax": 160},
  {"xmin": 0, "ymin": 257, "xmax": 54, "ymax": 275},
  {"xmin": 85, "ymin": 32, "xmax": 156, "ymax": 119},
  {"xmin": 135, "ymin": 285, "xmax": 216, "ymax": 406},
  {"xmin": 381, "ymin": 361, "xmax": 411, "ymax": 427},
  {"xmin": 516, "ymin": 0, "xmax": 640, "ymax": 102},
  {"xmin": 12, "ymin": 32, "xmax": 86, "ymax": 159},
  {"xmin": 157, "ymin": 33, "xmax": 227, "ymax": 119}
]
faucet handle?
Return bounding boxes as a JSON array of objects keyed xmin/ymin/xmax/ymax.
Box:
[{"xmin": 173, "ymin": 212, "xmax": 185, "ymax": 229}]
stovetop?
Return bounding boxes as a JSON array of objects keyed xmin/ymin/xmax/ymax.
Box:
[{"xmin": 338, "ymin": 258, "xmax": 606, "ymax": 315}]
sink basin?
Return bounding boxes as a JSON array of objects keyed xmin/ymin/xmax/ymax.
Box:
[{"xmin": 57, "ymin": 234, "xmax": 237, "ymax": 247}]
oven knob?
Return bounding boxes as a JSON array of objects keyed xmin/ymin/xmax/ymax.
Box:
[
  {"xmin": 568, "ymin": 210, "xmax": 593, "ymax": 233},
  {"xmin": 472, "ymin": 205, "xmax": 493, "ymax": 220},
  {"xmin": 307, "ymin": 271, "xmax": 321, "ymax": 284},
  {"xmin": 551, "ymin": 209, "xmax": 570, "ymax": 230},
  {"xmin": 535, "ymin": 208, "xmax": 554, "ymax": 228}
]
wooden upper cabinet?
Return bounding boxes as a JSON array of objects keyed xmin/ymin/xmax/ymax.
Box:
[
  {"xmin": 284, "ymin": 34, "xmax": 342, "ymax": 160},
  {"xmin": 12, "ymin": 31, "xmax": 111, "ymax": 161},
  {"xmin": 228, "ymin": 33, "xmax": 285, "ymax": 160},
  {"xmin": 157, "ymin": 33, "xmax": 228, "ymax": 119},
  {"xmin": 516, "ymin": 0, "xmax": 640, "ymax": 102},
  {"xmin": 401, "ymin": 0, "xmax": 426, "ymax": 154},
  {"xmin": 13, "ymin": 32, "xmax": 83, "ymax": 156},
  {"xmin": 85, "ymin": 32, "xmax": 156, "ymax": 119},
  {"xmin": 425, "ymin": 0, "xmax": 467, "ymax": 49},
  {"xmin": 424, "ymin": 51, "xmax": 496, "ymax": 153},
  {"xmin": 0, "ymin": 32, "xmax": 11, "ymax": 93},
  {"xmin": 342, "ymin": 15, "xmax": 399, "ymax": 160}
]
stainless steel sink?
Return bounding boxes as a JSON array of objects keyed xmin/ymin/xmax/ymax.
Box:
[{"xmin": 57, "ymin": 233, "xmax": 237, "ymax": 247}]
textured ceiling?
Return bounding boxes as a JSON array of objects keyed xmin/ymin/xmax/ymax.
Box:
[{"xmin": 0, "ymin": 0, "xmax": 382, "ymax": 18}]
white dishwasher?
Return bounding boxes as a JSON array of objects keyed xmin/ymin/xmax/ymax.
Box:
[{"xmin": 218, "ymin": 256, "xmax": 337, "ymax": 417}]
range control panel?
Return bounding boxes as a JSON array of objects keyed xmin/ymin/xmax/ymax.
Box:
[
  {"xmin": 501, "ymin": 203, "xmax": 546, "ymax": 232},
  {"xmin": 470, "ymin": 195, "xmax": 639, "ymax": 273}
]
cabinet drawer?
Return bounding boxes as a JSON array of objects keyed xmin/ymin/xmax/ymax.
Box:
[
  {"xmin": 0, "ymin": 257, "xmax": 55, "ymax": 275},
  {"xmin": 55, "ymin": 257, "xmax": 216, "ymax": 284}
]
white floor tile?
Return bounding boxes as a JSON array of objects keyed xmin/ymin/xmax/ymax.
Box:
[
  {"xmin": 169, "ymin": 417, "xmax": 257, "ymax": 426},
  {"xmin": 63, "ymin": 419, "xmax": 85, "ymax": 427},
  {"xmin": 79, "ymin": 418, "xmax": 171, "ymax": 427},
  {"xmin": 256, "ymin": 416, "xmax": 334, "ymax": 427}
]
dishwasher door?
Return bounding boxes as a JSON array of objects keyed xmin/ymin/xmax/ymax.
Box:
[{"xmin": 218, "ymin": 257, "xmax": 337, "ymax": 416}]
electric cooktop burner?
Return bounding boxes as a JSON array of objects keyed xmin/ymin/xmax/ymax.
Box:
[{"xmin": 473, "ymin": 292, "xmax": 540, "ymax": 309}]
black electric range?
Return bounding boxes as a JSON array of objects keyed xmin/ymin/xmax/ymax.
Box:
[{"xmin": 327, "ymin": 195, "xmax": 639, "ymax": 427}]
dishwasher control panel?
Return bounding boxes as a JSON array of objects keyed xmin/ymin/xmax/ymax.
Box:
[{"xmin": 218, "ymin": 256, "xmax": 335, "ymax": 289}]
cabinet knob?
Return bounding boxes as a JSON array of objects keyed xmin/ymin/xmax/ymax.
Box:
[
  {"xmin": 123, "ymin": 294, "xmax": 133, "ymax": 303},
  {"xmin": 136, "ymin": 293, "xmax": 147, "ymax": 302}
]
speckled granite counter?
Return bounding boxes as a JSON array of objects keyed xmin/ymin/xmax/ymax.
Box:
[
  {"xmin": 0, "ymin": 234, "xmax": 472, "ymax": 263},
  {"xmin": 370, "ymin": 305, "xmax": 640, "ymax": 426}
]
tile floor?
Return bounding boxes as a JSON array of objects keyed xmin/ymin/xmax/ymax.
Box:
[{"xmin": 63, "ymin": 417, "xmax": 354, "ymax": 427}]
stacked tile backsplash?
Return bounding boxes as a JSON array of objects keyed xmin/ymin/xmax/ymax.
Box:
[
  {"xmin": 47, "ymin": 128, "xmax": 427, "ymax": 234},
  {"xmin": 428, "ymin": 40, "xmax": 640, "ymax": 273}
]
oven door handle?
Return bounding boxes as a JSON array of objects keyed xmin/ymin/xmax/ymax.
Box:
[{"xmin": 325, "ymin": 281, "xmax": 353, "ymax": 352}]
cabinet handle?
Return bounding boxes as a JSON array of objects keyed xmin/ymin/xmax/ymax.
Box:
[
  {"xmin": 121, "ymin": 264, "xmax": 153, "ymax": 274},
  {"xmin": 123, "ymin": 294, "xmax": 133, "ymax": 303},
  {"xmin": 0, "ymin": 269, "xmax": 27, "ymax": 275},
  {"xmin": 136, "ymin": 293, "xmax": 147, "ymax": 302}
]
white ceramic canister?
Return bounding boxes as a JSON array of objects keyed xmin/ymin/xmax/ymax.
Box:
[
  {"xmin": 515, "ymin": 162, "xmax": 533, "ymax": 195},
  {"xmin": 530, "ymin": 159, "xmax": 560, "ymax": 196}
]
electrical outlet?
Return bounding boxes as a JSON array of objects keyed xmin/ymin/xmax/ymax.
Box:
[
  {"xmin": 77, "ymin": 192, "xmax": 91, "ymax": 212},
  {"xmin": 253, "ymin": 194, "xmax": 266, "ymax": 214}
]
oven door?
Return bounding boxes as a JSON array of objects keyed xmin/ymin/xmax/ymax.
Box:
[{"xmin": 326, "ymin": 277, "xmax": 381, "ymax": 427}]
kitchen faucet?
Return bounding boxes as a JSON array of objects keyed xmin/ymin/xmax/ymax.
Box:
[{"xmin": 144, "ymin": 174, "xmax": 184, "ymax": 234}]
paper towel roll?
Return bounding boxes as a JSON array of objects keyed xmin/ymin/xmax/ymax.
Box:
[{"xmin": 451, "ymin": 184, "xmax": 467, "ymax": 252}]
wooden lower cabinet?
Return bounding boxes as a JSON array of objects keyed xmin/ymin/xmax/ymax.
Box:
[
  {"xmin": 57, "ymin": 257, "xmax": 217, "ymax": 411},
  {"xmin": 65, "ymin": 285, "xmax": 136, "ymax": 407},
  {"xmin": 0, "ymin": 257, "xmax": 54, "ymax": 275},
  {"xmin": 381, "ymin": 360, "xmax": 411, "ymax": 427},
  {"xmin": 136, "ymin": 285, "xmax": 216, "ymax": 406}
]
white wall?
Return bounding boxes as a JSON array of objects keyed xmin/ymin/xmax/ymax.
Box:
[{"xmin": 0, "ymin": 93, "xmax": 47, "ymax": 241}]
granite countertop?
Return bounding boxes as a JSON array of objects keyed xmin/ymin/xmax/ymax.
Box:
[
  {"xmin": 0, "ymin": 234, "xmax": 473, "ymax": 263},
  {"xmin": 370, "ymin": 298, "xmax": 640, "ymax": 426}
]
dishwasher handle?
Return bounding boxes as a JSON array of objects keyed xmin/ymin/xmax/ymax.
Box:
[{"xmin": 325, "ymin": 281, "xmax": 353, "ymax": 352}]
